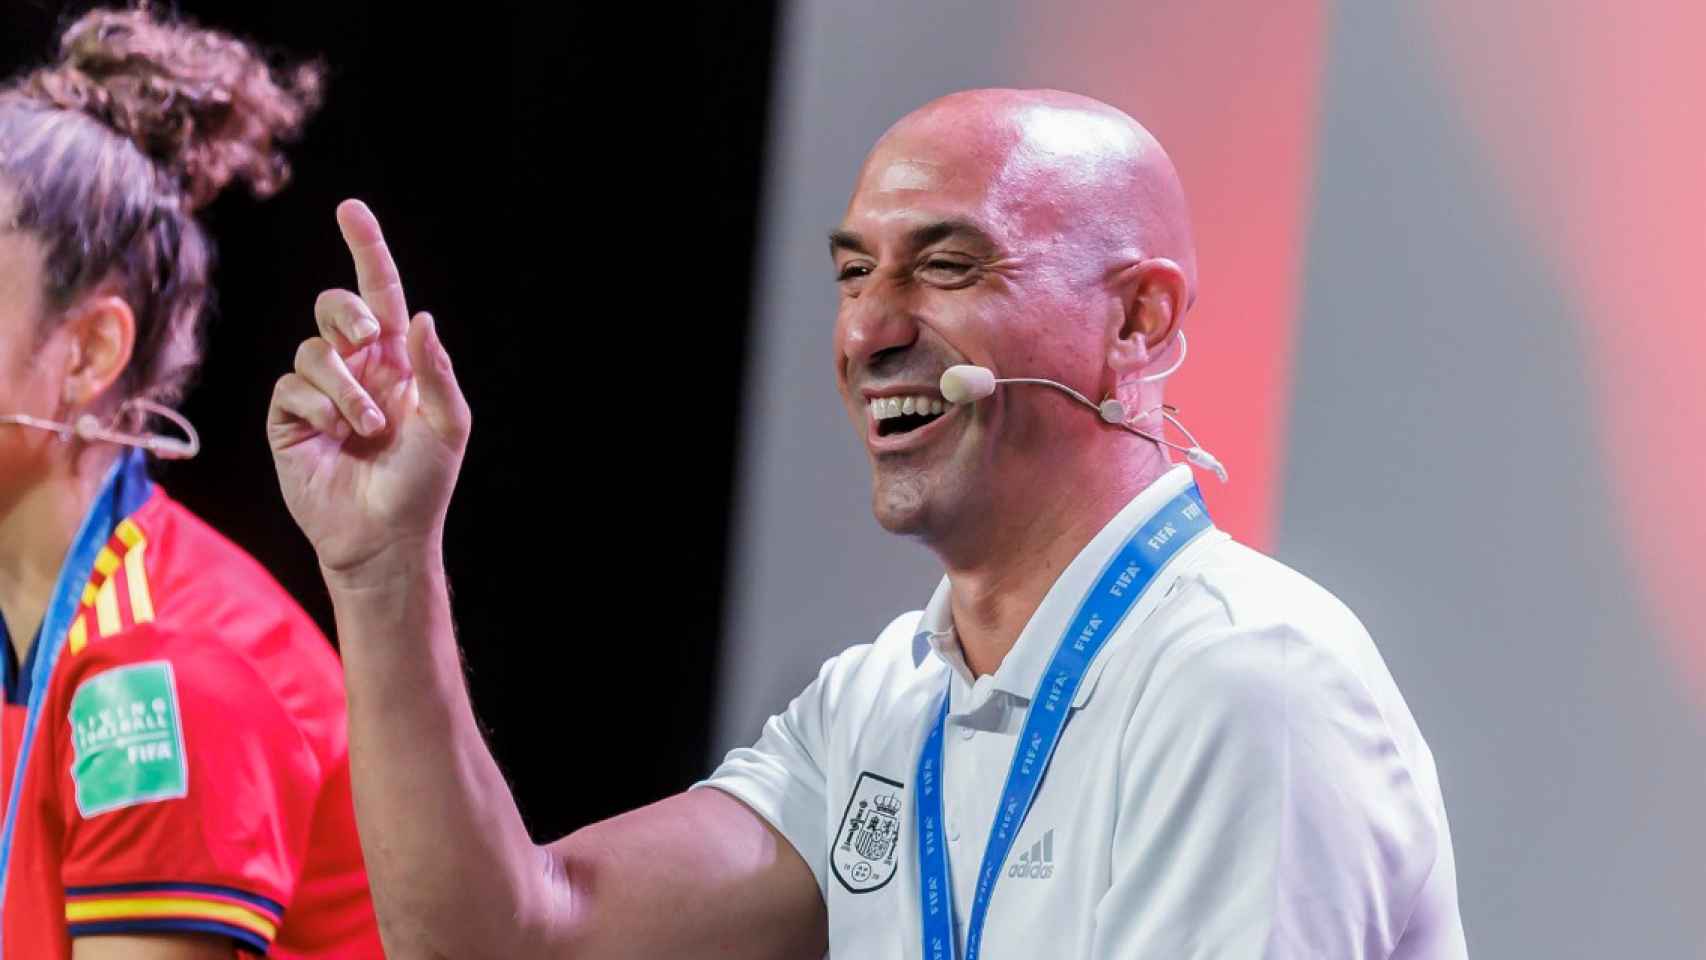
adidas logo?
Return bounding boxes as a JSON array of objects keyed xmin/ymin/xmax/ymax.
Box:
[{"xmin": 1006, "ymin": 829, "xmax": 1055, "ymax": 879}]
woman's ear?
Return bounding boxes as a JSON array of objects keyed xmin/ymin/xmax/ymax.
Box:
[{"xmin": 58, "ymin": 294, "xmax": 136, "ymax": 408}]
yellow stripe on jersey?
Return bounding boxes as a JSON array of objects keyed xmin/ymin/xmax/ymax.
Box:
[
  {"xmin": 81, "ymin": 583, "xmax": 97, "ymax": 607},
  {"xmin": 123, "ymin": 539, "xmax": 154, "ymax": 624},
  {"xmin": 94, "ymin": 576, "xmax": 121, "ymax": 637},
  {"xmin": 67, "ymin": 614, "xmax": 88, "ymax": 655},
  {"xmin": 65, "ymin": 897, "xmax": 278, "ymax": 940},
  {"xmin": 115, "ymin": 518, "xmax": 145, "ymax": 549},
  {"xmin": 93, "ymin": 546, "xmax": 121, "ymax": 578}
]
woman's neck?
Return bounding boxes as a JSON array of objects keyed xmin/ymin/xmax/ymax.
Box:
[{"xmin": 0, "ymin": 446, "xmax": 116, "ymax": 662}]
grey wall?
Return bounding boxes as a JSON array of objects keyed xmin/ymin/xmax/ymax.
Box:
[{"xmin": 1276, "ymin": 3, "xmax": 1706, "ymax": 955}]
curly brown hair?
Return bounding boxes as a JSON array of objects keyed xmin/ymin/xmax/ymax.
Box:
[{"xmin": 0, "ymin": 3, "xmax": 323, "ymax": 417}]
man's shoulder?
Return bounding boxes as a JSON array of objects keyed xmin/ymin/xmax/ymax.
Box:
[
  {"xmin": 1170, "ymin": 536, "xmax": 1373, "ymax": 649},
  {"xmin": 1112, "ymin": 536, "xmax": 1400, "ymax": 745},
  {"xmin": 869, "ymin": 608, "xmax": 927, "ymax": 658},
  {"xmin": 1135, "ymin": 536, "xmax": 1443, "ymax": 793},
  {"xmin": 809, "ymin": 608, "xmax": 935, "ymax": 694},
  {"xmin": 764, "ymin": 608, "xmax": 946, "ymax": 745}
]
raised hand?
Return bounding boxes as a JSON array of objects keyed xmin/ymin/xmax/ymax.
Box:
[{"xmin": 268, "ymin": 200, "xmax": 471, "ymax": 582}]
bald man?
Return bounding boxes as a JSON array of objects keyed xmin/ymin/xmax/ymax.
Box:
[{"xmin": 267, "ymin": 89, "xmax": 1466, "ymax": 959}]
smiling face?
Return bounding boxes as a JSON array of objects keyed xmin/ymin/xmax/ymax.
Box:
[
  {"xmin": 833, "ymin": 91, "xmax": 1184, "ymax": 553},
  {"xmin": 831, "ymin": 91, "xmax": 1199, "ymax": 556}
]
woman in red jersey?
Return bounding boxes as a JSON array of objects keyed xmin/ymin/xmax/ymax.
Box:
[{"xmin": 0, "ymin": 7, "xmax": 381, "ymax": 958}]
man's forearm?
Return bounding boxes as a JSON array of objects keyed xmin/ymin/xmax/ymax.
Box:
[{"xmin": 327, "ymin": 548, "xmax": 565, "ymax": 958}]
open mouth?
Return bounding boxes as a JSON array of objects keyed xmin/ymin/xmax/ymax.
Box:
[{"xmin": 869, "ymin": 394, "xmax": 948, "ymax": 438}]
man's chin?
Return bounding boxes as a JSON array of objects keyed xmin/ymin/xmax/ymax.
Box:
[{"xmin": 870, "ymin": 472, "xmax": 933, "ymax": 537}]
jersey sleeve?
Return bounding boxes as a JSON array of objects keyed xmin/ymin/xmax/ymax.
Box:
[
  {"xmin": 693, "ymin": 649, "xmax": 852, "ymax": 898},
  {"xmin": 51, "ymin": 621, "xmax": 322, "ymax": 954},
  {"xmin": 1091, "ymin": 624, "xmax": 1442, "ymax": 959}
]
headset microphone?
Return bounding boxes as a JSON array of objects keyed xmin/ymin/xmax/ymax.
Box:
[
  {"xmin": 938, "ymin": 364, "xmax": 996, "ymax": 404},
  {"xmin": 937, "ymin": 332, "xmax": 1227, "ymax": 483},
  {"xmin": 0, "ymin": 398, "xmax": 200, "ymax": 460}
]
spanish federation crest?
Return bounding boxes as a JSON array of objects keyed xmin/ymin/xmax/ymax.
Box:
[{"xmin": 832, "ymin": 771, "xmax": 905, "ymax": 894}]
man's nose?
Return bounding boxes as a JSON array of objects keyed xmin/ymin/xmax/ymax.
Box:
[{"xmin": 839, "ymin": 288, "xmax": 920, "ymax": 377}]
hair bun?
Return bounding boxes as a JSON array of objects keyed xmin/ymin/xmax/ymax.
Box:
[{"xmin": 25, "ymin": 3, "xmax": 323, "ymax": 211}]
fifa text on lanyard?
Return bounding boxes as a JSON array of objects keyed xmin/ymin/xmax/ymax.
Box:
[{"xmin": 915, "ymin": 486, "xmax": 1212, "ymax": 960}]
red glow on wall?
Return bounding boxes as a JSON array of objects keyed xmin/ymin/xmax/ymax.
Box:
[
  {"xmin": 1417, "ymin": 2, "xmax": 1706, "ymax": 703},
  {"xmin": 1014, "ymin": 0, "xmax": 1330, "ymax": 550}
]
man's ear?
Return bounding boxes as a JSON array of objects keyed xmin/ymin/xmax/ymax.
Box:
[{"xmin": 1107, "ymin": 257, "xmax": 1187, "ymax": 377}]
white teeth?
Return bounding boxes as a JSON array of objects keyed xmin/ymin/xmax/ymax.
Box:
[{"xmin": 869, "ymin": 394, "xmax": 948, "ymax": 421}]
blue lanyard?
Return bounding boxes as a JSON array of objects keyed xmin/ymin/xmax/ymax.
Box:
[
  {"xmin": 915, "ymin": 486, "xmax": 1213, "ymax": 960},
  {"xmin": 0, "ymin": 454, "xmax": 138, "ymax": 955}
]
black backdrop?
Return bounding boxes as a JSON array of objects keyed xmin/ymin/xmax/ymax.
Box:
[{"xmin": 0, "ymin": 1, "xmax": 781, "ymax": 842}]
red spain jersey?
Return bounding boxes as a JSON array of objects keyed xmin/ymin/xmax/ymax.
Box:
[{"xmin": 0, "ymin": 452, "xmax": 381, "ymax": 958}]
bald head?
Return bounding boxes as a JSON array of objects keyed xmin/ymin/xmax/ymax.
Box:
[
  {"xmin": 832, "ymin": 89, "xmax": 1197, "ymax": 549},
  {"xmin": 852, "ymin": 88, "xmax": 1196, "ymax": 297}
]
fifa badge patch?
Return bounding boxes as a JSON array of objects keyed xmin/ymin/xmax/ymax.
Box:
[
  {"xmin": 832, "ymin": 771, "xmax": 905, "ymax": 893},
  {"xmin": 68, "ymin": 660, "xmax": 189, "ymax": 817}
]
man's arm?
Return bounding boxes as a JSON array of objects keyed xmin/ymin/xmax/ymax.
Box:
[
  {"xmin": 325, "ymin": 550, "xmax": 825, "ymax": 959},
  {"xmin": 267, "ymin": 200, "xmax": 825, "ymax": 958}
]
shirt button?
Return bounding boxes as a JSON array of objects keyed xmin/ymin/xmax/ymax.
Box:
[
  {"xmin": 949, "ymin": 822, "xmax": 961, "ymax": 842},
  {"xmin": 959, "ymin": 725, "xmax": 976, "ymax": 741}
]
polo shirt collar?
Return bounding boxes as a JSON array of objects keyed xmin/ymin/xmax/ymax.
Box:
[{"xmin": 912, "ymin": 464, "xmax": 1198, "ymax": 706}]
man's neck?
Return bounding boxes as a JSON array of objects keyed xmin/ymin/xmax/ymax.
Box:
[
  {"xmin": 0, "ymin": 451, "xmax": 112, "ymax": 662},
  {"xmin": 940, "ymin": 449, "xmax": 1170, "ymax": 678}
]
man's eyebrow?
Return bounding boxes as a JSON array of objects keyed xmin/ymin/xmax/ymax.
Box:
[
  {"xmin": 828, "ymin": 218, "xmax": 998, "ymax": 257},
  {"xmin": 909, "ymin": 218, "xmax": 996, "ymax": 251},
  {"xmin": 829, "ymin": 228, "xmax": 867, "ymax": 256}
]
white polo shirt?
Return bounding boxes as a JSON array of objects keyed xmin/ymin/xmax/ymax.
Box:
[{"xmin": 700, "ymin": 466, "xmax": 1467, "ymax": 958}]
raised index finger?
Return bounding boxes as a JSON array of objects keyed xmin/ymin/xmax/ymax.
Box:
[{"xmin": 335, "ymin": 199, "xmax": 410, "ymax": 336}]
